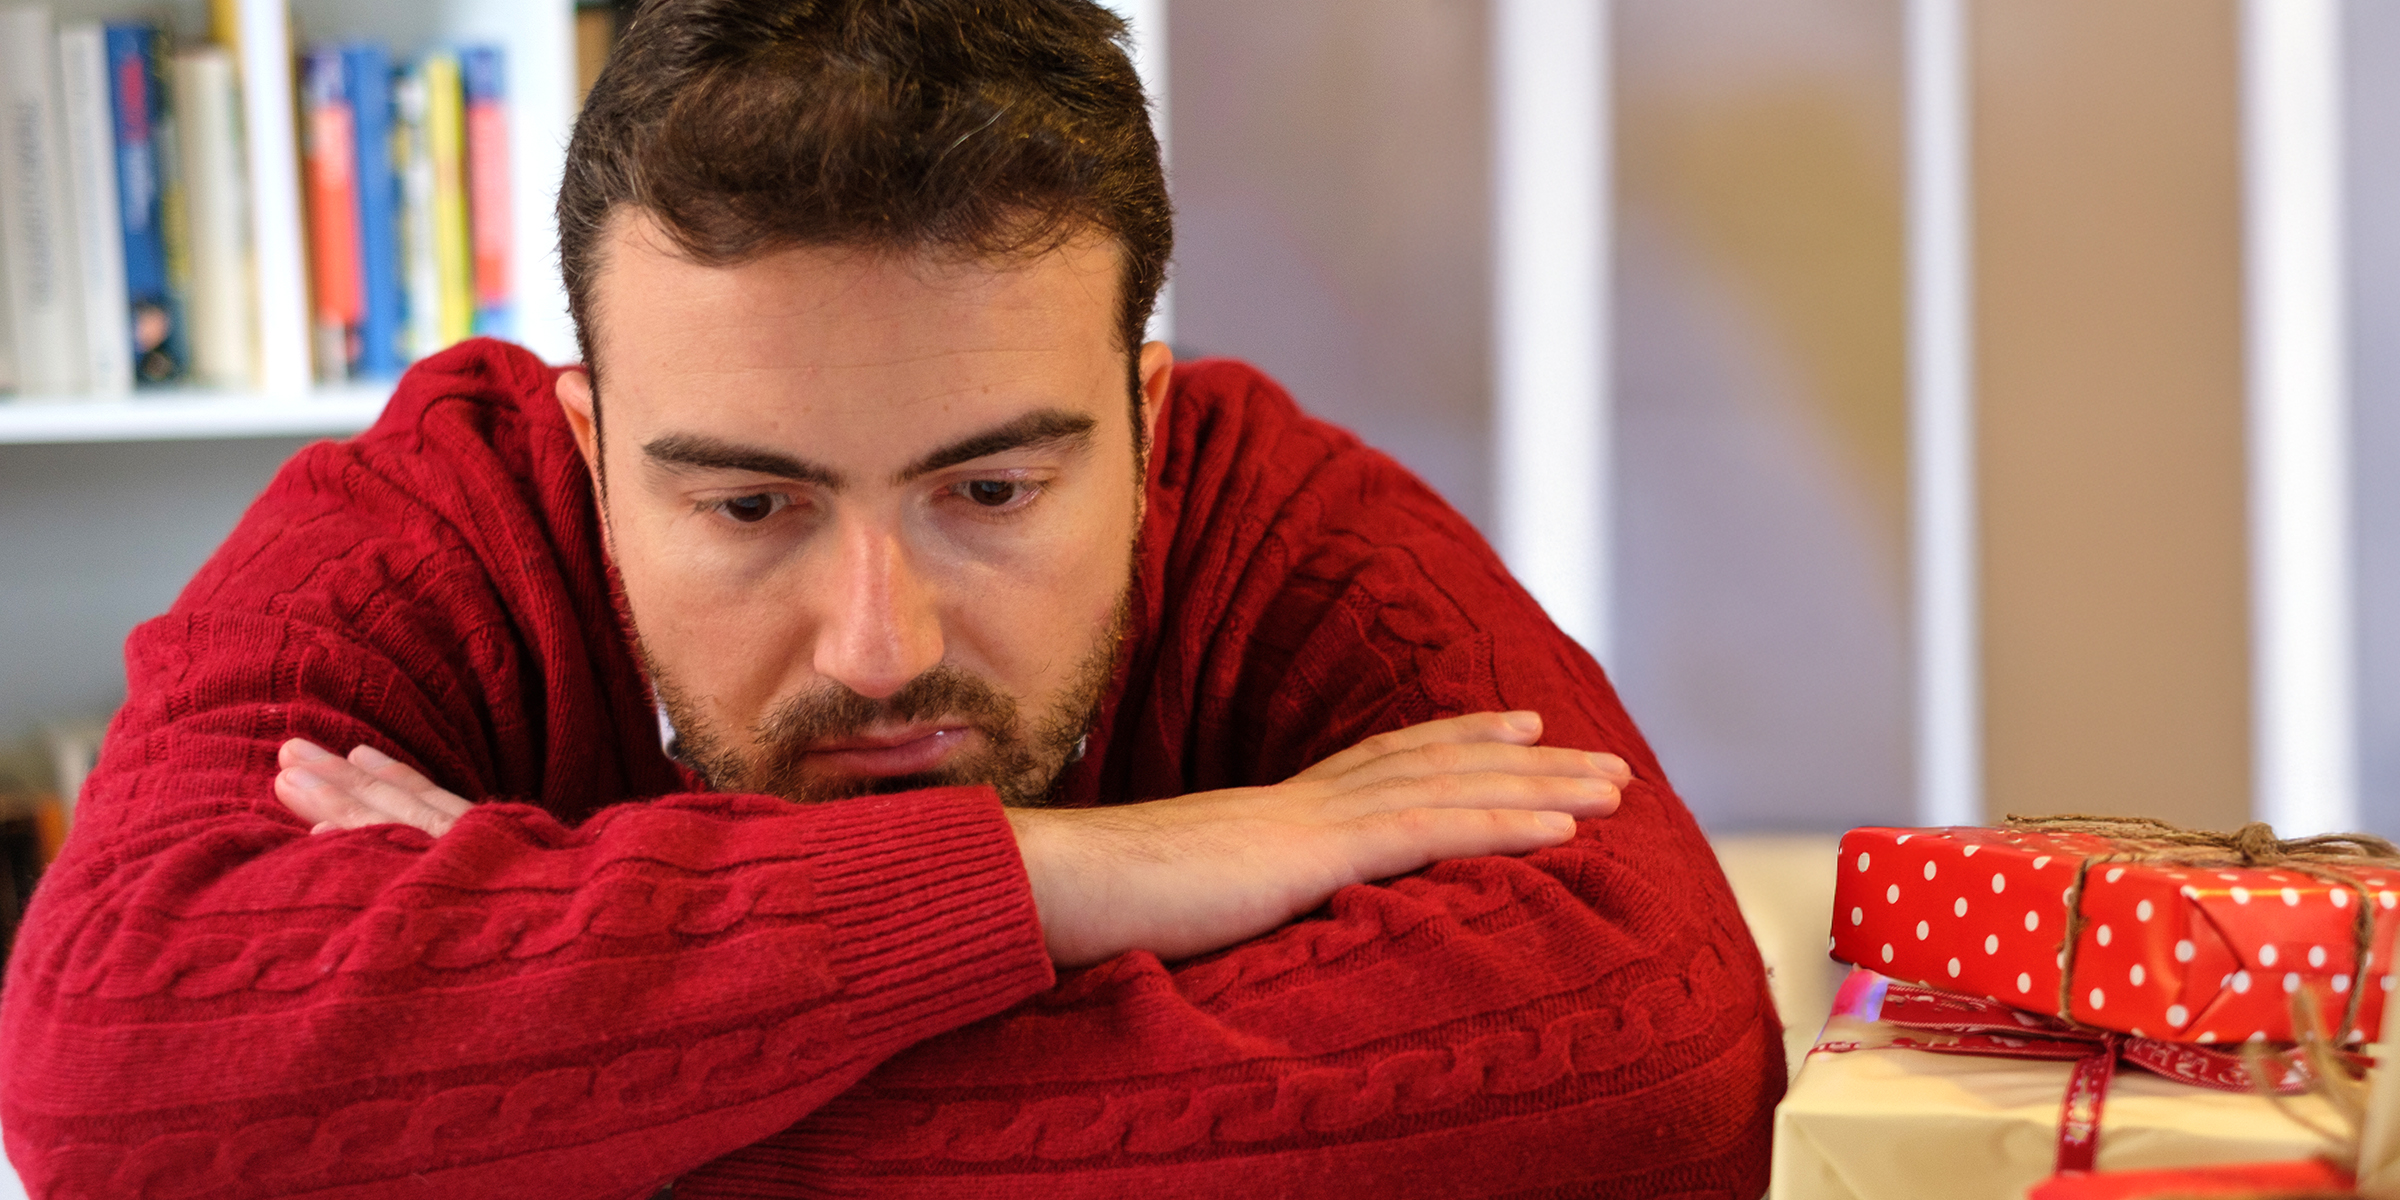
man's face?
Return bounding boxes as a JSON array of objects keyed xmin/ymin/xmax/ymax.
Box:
[{"xmin": 559, "ymin": 213, "xmax": 1171, "ymax": 805}]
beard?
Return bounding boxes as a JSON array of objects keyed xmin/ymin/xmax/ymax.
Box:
[{"xmin": 642, "ymin": 586, "xmax": 1129, "ymax": 808}]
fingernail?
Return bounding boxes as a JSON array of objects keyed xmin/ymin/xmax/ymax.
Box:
[
  {"xmin": 1537, "ymin": 811, "xmax": 1575, "ymax": 832},
  {"xmin": 284, "ymin": 766, "xmax": 325, "ymax": 791},
  {"xmin": 1506, "ymin": 711, "xmax": 1540, "ymax": 734},
  {"xmin": 288, "ymin": 739, "xmax": 331, "ymax": 761},
  {"xmin": 309, "ymin": 821, "xmax": 335, "ymax": 835},
  {"xmin": 350, "ymin": 745, "xmax": 394, "ymax": 768}
]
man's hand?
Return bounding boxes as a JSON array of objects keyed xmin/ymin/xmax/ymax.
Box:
[
  {"xmin": 1012, "ymin": 711, "xmax": 1627, "ymax": 966},
  {"xmin": 275, "ymin": 738, "xmax": 471, "ymax": 836},
  {"xmin": 272, "ymin": 711, "xmax": 1630, "ymax": 968}
]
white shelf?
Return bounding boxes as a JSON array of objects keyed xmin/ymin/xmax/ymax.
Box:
[{"xmin": 0, "ymin": 385, "xmax": 391, "ymax": 444}]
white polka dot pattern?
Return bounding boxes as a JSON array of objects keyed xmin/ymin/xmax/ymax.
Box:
[{"xmin": 1825, "ymin": 824, "xmax": 2400, "ymax": 1046}]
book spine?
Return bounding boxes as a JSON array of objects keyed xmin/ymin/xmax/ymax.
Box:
[
  {"xmin": 461, "ymin": 45, "xmax": 510, "ymax": 340},
  {"xmin": 173, "ymin": 46, "xmax": 255, "ymax": 388},
  {"xmin": 56, "ymin": 22, "xmax": 133, "ymax": 394},
  {"xmin": 227, "ymin": 0, "xmax": 306, "ymax": 396},
  {"xmin": 393, "ymin": 65, "xmax": 440, "ymax": 362},
  {"xmin": 151, "ymin": 27, "xmax": 195, "ymax": 386},
  {"xmin": 422, "ymin": 50, "xmax": 473, "ymax": 349},
  {"xmin": 300, "ymin": 45, "xmax": 360, "ymax": 380},
  {"xmin": 342, "ymin": 42, "xmax": 402, "ymax": 378},
  {"xmin": 105, "ymin": 23, "xmax": 188, "ymax": 386},
  {"xmin": 1, "ymin": 6, "xmax": 91, "ymax": 394}
]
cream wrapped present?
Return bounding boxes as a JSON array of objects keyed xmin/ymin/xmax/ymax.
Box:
[{"xmin": 1770, "ymin": 972, "xmax": 2349, "ymax": 1200}]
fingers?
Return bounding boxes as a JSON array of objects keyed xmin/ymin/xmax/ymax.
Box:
[
  {"xmin": 1341, "ymin": 768, "xmax": 1621, "ymax": 821},
  {"xmin": 1292, "ymin": 711, "xmax": 1545, "ymax": 783},
  {"xmin": 1336, "ymin": 807, "xmax": 1580, "ymax": 883},
  {"xmin": 1331, "ymin": 741, "xmax": 1630, "ymax": 790},
  {"xmin": 346, "ymin": 744, "xmax": 473, "ymax": 818},
  {"xmin": 275, "ymin": 739, "xmax": 467, "ymax": 837}
]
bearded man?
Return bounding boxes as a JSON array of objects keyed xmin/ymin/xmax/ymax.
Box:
[{"xmin": 0, "ymin": 1, "xmax": 1783, "ymax": 1195}]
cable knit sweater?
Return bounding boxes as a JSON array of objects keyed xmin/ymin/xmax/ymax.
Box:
[{"xmin": 0, "ymin": 340, "xmax": 1782, "ymax": 1198}]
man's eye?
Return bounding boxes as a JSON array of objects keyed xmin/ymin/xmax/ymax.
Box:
[
  {"xmin": 714, "ymin": 493, "xmax": 789, "ymax": 523},
  {"xmin": 963, "ymin": 480, "xmax": 1023, "ymax": 508}
]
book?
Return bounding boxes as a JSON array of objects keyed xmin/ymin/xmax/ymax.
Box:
[
  {"xmin": 462, "ymin": 46, "xmax": 511, "ymax": 340},
  {"xmin": 224, "ymin": 0, "xmax": 310, "ymax": 397},
  {"xmin": 342, "ymin": 42, "xmax": 403, "ymax": 378},
  {"xmin": 104, "ymin": 23, "xmax": 191, "ymax": 386},
  {"xmin": 57, "ymin": 23, "xmax": 134, "ymax": 394},
  {"xmin": 172, "ymin": 46, "xmax": 256, "ymax": 387},
  {"xmin": 422, "ymin": 50, "xmax": 474, "ymax": 350},
  {"xmin": 0, "ymin": 5, "xmax": 92, "ymax": 395},
  {"xmin": 300, "ymin": 46, "xmax": 361, "ymax": 381},
  {"xmin": 393, "ymin": 65, "xmax": 441, "ymax": 362}
]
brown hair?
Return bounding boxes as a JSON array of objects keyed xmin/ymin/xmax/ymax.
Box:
[{"xmin": 558, "ymin": 0, "xmax": 1172, "ymax": 417}]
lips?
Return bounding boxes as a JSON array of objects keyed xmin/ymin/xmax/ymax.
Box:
[{"xmin": 798, "ymin": 725, "xmax": 975, "ymax": 777}]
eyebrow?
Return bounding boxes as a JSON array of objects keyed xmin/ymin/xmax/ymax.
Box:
[
  {"xmin": 894, "ymin": 408, "xmax": 1097, "ymax": 482},
  {"xmin": 639, "ymin": 407, "xmax": 1100, "ymax": 492}
]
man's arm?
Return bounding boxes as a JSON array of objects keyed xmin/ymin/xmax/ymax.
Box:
[
  {"xmin": 0, "ymin": 617, "xmax": 1058, "ymax": 1200},
  {"xmin": 7, "ymin": 635, "xmax": 1613, "ymax": 1200},
  {"xmin": 278, "ymin": 711, "xmax": 1627, "ymax": 969}
]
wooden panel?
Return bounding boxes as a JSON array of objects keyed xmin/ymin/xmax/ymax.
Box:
[{"xmin": 1974, "ymin": 0, "xmax": 2251, "ymax": 829}]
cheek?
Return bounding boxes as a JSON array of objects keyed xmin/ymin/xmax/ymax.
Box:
[
  {"xmin": 611, "ymin": 517, "xmax": 818, "ymax": 720},
  {"xmin": 941, "ymin": 495, "xmax": 1135, "ymax": 692}
]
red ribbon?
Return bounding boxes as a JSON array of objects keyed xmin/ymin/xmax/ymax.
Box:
[{"xmin": 1816, "ymin": 976, "xmax": 2348, "ymax": 1174}]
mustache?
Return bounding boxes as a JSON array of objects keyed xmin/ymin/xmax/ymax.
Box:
[{"xmin": 750, "ymin": 663, "xmax": 1021, "ymax": 763}]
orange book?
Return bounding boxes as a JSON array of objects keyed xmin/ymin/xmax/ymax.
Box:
[
  {"xmin": 302, "ymin": 47, "xmax": 362, "ymax": 374},
  {"xmin": 462, "ymin": 46, "xmax": 510, "ymax": 316}
]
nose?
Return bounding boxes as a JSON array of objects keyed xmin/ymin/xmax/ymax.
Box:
[{"xmin": 812, "ymin": 514, "xmax": 945, "ymax": 700}]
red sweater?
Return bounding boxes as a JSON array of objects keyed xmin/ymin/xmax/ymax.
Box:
[{"xmin": 0, "ymin": 340, "xmax": 1782, "ymax": 1198}]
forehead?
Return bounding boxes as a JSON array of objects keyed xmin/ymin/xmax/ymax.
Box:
[
  {"xmin": 588, "ymin": 211, "xmax": 1123, "ymax": 376},
  {"xmin": 583, "ymin": 213, "xmax": 1131, "ymax": 462}
]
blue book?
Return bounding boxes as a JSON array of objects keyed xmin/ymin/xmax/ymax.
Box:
[
  {"xmin": 103, "ymin": 24, "xmax": 188, "ymax": 385},
  {"xmin": 342, "ymin": 42, "xmax": 405, "ymax": 378}
]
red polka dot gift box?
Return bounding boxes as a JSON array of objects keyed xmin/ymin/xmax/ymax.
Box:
[{"xmin": 1828, "ymin": 819, "xmax": 2400, "ymax": 1046}]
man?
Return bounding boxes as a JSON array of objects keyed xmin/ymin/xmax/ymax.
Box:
[{"xmin": 0, "ymin": 1, "xmax": 1783, "ymax": 1195}]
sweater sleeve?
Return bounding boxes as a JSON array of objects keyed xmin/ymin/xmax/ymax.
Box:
[
  {"xmin": 0, "ymin": 358, "xmax": 1056, "ymax": 1199},
  {"xmin": 670, "ymin": 363, "xmax": 1786, "ymax": 1198}
]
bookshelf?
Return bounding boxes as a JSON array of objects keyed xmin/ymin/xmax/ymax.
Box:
[
  {"xmin": 0, "ymin": 0, "xmax": 582, "ymax": 774},
  {"xmin": 0, "ymin": 386, "xmax": 389, "ymax": 443}
]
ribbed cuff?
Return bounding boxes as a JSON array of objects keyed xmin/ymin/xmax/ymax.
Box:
[{"xmin": 804, "ymin": 785, "xmax": 1055, "ymax": 1044}]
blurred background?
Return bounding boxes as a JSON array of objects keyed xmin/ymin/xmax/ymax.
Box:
[{"xmin": 1, "ymin": 0, "xmax": 2397, "ymax": 1099}]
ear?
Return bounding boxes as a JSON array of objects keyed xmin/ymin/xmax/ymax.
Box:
[
  {"xmin": 1137, "ymin": 340, "xmax": 1173, "ymax": 459},
  {"xmin": 555, "ymin": 368, "xmax": 605, "ymax": 495}
]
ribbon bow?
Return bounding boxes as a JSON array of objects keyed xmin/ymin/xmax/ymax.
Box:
[{"xmin": 1817, "ymin": 974, "xmax": 2359, "ymax": 1174}]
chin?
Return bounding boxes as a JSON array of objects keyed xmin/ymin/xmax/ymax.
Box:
[{"xmin": 844, "ymin": 770, "xmax": 957, "ymax": 799}]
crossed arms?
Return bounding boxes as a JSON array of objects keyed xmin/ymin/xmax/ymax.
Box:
[{"xmin": 0, "ymin": 378, "xmax": 1783, "ymax": 1197}]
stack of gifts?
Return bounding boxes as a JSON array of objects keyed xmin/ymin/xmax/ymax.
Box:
[{"xmin": 1771, "ymin": 816, "xmax": 2400, "ymax": 1200}]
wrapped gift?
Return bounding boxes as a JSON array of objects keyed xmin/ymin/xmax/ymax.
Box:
[
  {"xmin": 1831, "ymin": 819, "xmax": 2400, "ymax": 1045},
  {"xmin": 1769, "ymin": 972, "xmax": 2350, "ymax": 1200}
]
